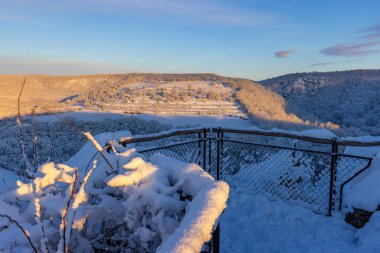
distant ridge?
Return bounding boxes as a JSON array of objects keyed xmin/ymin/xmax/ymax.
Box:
[
  {"xmin": 1, "ymin": 70, "xmax": 379, "ymax": 135},
  {"xmin": 260, "ymin": 69, "xmax": 380, "ymax": 135}
]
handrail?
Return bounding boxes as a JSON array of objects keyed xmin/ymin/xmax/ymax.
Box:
[
  {"xmin": 215, "ymin": 128, "xmax": 335, "ymax": 144},
  {"xmin": 118, "ymin": 127, "xmax": 380, "ymax": 148},
  {"xmin": 216, "ymin": 128, "xmax": 380, "ymax": 147},
  {"xmin": 119, "ymin": 128, "xmax": 209, "ymax": 146},
  {"xmin": 335, "ymin": 140, "xmax": 380, "ymax": 147}
]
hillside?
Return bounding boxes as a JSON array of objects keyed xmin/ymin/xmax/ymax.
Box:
[
  {"xmin": 67, "ymin": 79, "xmax": 246, "ymax": 117},
  {"xmin": 3, "ymin": 71, "xmax": 380, "ymax": 135},
  {"xmin": 0, "ymin": 73, "xmax": 305, "ymax": 127},
  {"xmin": 0, "ymin": 75, "xmax": 110, "ymax": 118},
  {"xmin": 261, "ymin": 70, "xmax": 380, "ymax": 135}
]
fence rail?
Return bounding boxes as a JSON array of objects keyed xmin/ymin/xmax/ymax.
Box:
[{"xmin": 113, "ymin": 127, "xmax": 377, "ymax": 253}]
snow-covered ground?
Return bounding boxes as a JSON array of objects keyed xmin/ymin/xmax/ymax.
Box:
[
  {"xmin": 0, "ymin": 168, "xmax": 19, "ymax": 194},
  {"xmin": 221, "ymin": 189, "xmax": 380, "ymax": 253},
  {"xmin": 219, "ymin": 147, "xmax": 380, "ymax": 252},
  {"xmin": 2, "ymin": 163, "xmax": 379, "ymax": 252},
  {"xmin": 35, "ymin": 111, "xmax": 253, "ymax": 128},
  {"xmin": 0, "ymin": 132, "xmax": 229, "ymax": 252},
  {"xmin": 2, "ymin": 113, "xmax": 380, "ymax": 252}
]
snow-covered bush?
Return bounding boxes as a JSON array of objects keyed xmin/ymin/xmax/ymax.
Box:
[{"xmin": 0, "ymin": 138, "xmax": 229, "ymax": 252}]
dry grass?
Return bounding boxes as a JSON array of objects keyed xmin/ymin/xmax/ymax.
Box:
[{"xmin": 0, "ymin": 75, "xmax": 109, "ymax": 118}]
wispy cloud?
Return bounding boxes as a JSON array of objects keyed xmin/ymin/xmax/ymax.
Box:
[
  {"xmin": 321, "ymin": 22, "xmax": 380, "ymax": 57},
  {"xmin": 320, "ymin": 41, "xmax": 380, "ymax": 57},
  {"xmin": 357, "ymin": 23, "xmax": 380, "ymax": 40},
  {"xmin": 275, "ymin": 50, "xmax": 293, "ymax": 58}
]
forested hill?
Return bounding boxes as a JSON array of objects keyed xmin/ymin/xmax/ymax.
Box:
[
  {"xmin": 260, "ymin": 69, "xmax": 380, "ymax": 135},
  {"xmin": 2, "ymin": 70, "xmax": 380, "ymax": 136}
]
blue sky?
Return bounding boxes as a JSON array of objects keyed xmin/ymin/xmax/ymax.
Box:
[{"xmin": 0, "ymin": 0, "xmax": 379, "ymax": 80}]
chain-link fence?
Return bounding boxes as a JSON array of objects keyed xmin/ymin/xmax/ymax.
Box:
[
  {"xmin": 116, "ymin": 127, "xmax": 375, "ymax": 252},
  {"xmin": 119, "ymin": 128, "xmax": 373, "ymax": 215},
  {"xmin": 219, "ymin": 140, "xmax": 332, "ymax": 213}
]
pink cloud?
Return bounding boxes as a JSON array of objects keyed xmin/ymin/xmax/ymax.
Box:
[{"xmin": 275, "ymin": 50, "xmax": 293, "ymax": 58}]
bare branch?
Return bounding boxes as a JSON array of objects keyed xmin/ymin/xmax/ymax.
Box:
[
  {"xmin": 17, "ymin": 79, "xmax": 33, "ymax": 177},
  {"xmin": 31, "ymin": 107, "xmax": 40, "ymax": 170},
  {"xmin": 59, "ymin": 169, "xmax": 78, "ymax": 253},
  {"xmin": 38, "ymin": 107, "xmax": 115, "ymax": 171},
  {"xmin": 32, "ymin": 182, "xmax": 50, "ymax": 253},
  {"xmin": 65, "ymin": 158, "xmax": 99, "ymax": 252},
  {"xmin": 0, "ymin": 213, "xmax": 39, "ymax": 253}
]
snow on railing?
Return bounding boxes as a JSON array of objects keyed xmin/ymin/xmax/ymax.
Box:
[{"xmin": 119, "ymin": 127, "xmax": 380, "ymax": 147}]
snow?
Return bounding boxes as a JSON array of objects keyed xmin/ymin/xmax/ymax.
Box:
[
  {"xmin": 0, "ymin": 168, "xmax": 20, "ymax": 194},
  {"xmin": 343, "ymin": 136, "xmax": 380, "ymax": 157},
  {"xmin": 342, "ymin": 136, "xmax": 380, "ymax": 143},
  {"xmin": 0, "ymin": 145, "xmax": 228, "ymax": 252},
  {"xmin": 224, "ymin": 126, "xmax": 337, "ymax": 140},
  {"xmin": 35, "ymin": 111, "xmax": 253, "ymax": 128},
  {"xmin": 1, "ymin": 122, "xmax": 380, "ymax": 252},
  {"xmin": 119, "ymin": 127, "xmax": 205, "ymax": 144},
  {"xmin": 106, "ymin": 157, "xmax": 158, "ymax": 187},
  {"xmin": 221, "ymin": 189, "xmax": 380, "ymax": 253},
  {"xmin": 66, "ymin": 130, "xmax": 131, "ymax": 171},
  {"xmin": 150, "ymin": 155, "xmax": 229, "ymax": 253},
  {"xmin": 299, "ymin": 128, "xmax": 337, "ymax": 139},
  {"xmin": 344, "ymin": 152, "xmax": 380, "ymax": 211}
]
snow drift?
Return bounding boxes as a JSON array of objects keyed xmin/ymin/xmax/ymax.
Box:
[{"xmin": 344, "ymin": 151, "xmax": 380, "ymax": 211}]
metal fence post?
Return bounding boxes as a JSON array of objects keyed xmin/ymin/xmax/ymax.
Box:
[
  {"xmin": 203, "ymin": 128, "xmax": 207, "ymax": 171},
  {"xmin": 221, "ymin": 130, "xmax": 224, "ymax": 170},
  {"xmin": 208, "ymin": 136, "xmax": 212, "ymax": 174},
  {"xmin": 216, "ymin": 128, "xmax": 221, "ymax": 181},
  {"xmin": 328, "ymin": 140, "xmax": 338, "ymax": 216},
  {"xmin": 198, "ymin": 132, "xmax": 202, "ymax": 166},
  {"xmin": 212, "ymin": 223, "xmax": 220, "ymax": 253}
]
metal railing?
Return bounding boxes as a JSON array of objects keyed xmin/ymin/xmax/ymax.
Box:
[{"xmin": 114, "ymin": 127, "xmax": 378, "ymax": 252}]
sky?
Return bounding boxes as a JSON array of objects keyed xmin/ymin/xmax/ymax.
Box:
[{"xmin": 0, "ymin": 0, "xmax": 380, "ymax": 80}]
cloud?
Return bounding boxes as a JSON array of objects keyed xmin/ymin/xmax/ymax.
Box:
[
  {"xmin": 320, "ymin": 41, "xmax": 380, "ymax": 57},
  {"xmin": 275, "ymin": 50, "xmax": 293, "ymax": 58},
  {"xmin": 357, "ymin": 23, "xmax": 380, "ymax": 40},
  {"xmin": 321, "ymin": 22, "xmax": 380, "ymax": 57}
]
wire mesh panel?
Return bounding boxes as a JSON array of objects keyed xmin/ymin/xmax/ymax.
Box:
[
  {"xmin": 334, "ymin": 155, "xmax": 372, "ymax": 210},
  {"xmin": 139, "ymin": 141, "xmax": 204, "ymax": 166},
  {"xmin": 206, "ymin": 139, "xmax": 218, "ymax": 178},
  {"xmin": 219, "ymin": 140, "xmax": 332, "ymax": 213}
]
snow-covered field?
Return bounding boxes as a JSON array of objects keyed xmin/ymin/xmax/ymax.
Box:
[{"xmin": 35, "ymin": 111, "xmax": 253, "ymax": 128}]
